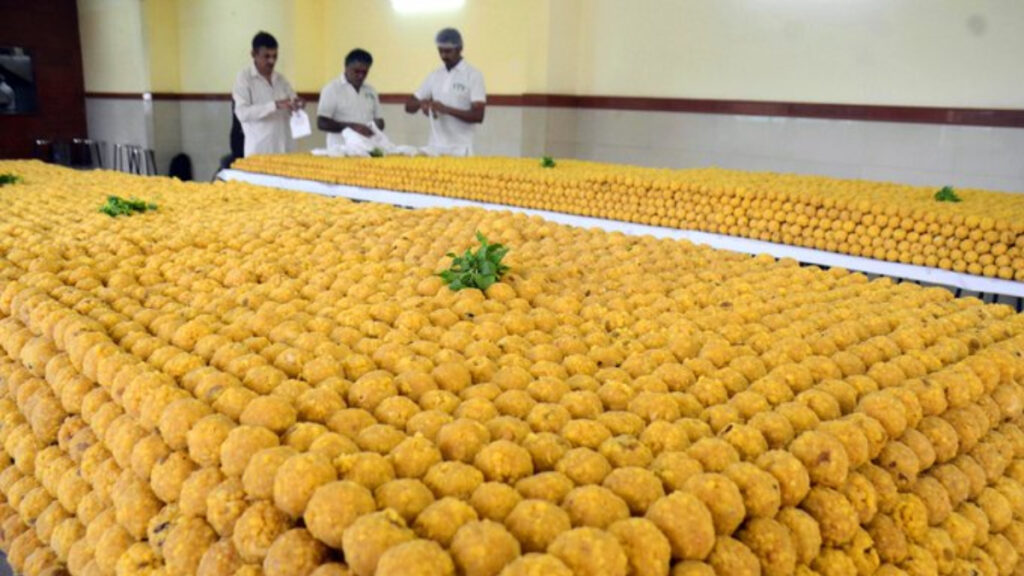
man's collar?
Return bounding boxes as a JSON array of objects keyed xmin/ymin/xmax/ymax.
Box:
[
  {"xmin": 250, "ymin": 62, "xmax": 273, "ymax": 80},
  {"xmin": 341, "ymin": 75, "xmax": 371, "ymax": 92}
]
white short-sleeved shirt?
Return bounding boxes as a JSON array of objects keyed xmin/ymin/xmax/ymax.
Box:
[
  {"xmin": 232, "ymin": 63, "xmax": 297, "ymax": 157},
  {"xmin": 317, "ymin": 76, "xmax": 383, "ymax": 148},
  {"xmin": 413, "ymin": 59, "xmax": 486, "ymax": 155}
]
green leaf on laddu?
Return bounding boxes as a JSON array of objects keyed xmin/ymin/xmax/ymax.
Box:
[
  {"xmin": 438, "ymin": 232, "xmax": 512, "ymax": 292},
  {"xmin": 934, "ymin": 186, "xmax": 962, "ymax": 203},
  {"xmin": 0, "ymin": 173, "xmax": 21, "ymax": 186},
  {"xmin": 98, "ymin": 195, "xmax": 159, "ymax": 217}
]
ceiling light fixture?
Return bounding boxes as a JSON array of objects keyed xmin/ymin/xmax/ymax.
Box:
[{"xmin": 391, "ymin": 0, "xmax": 465, "ymax": 15}]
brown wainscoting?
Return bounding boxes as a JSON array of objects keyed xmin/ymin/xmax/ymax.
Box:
[
  {"xmin": 1, "ymin": 0, "xmax": 87, "ymax": 159},
  {"xmin": 520, "ymin": 94, "xmax": 1024, "ymax": 128},
  {"xmin": 83, "ymin": 92, "xmax": 1024, "ymax": 128}
]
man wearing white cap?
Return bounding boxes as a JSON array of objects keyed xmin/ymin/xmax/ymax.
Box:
[{"xmin": 405, "ymin": 28, "xmax": 487, "ymax": 156}]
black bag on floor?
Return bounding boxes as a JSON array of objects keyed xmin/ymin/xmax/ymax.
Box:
[{"xmin": 169, "ymin": 153, "xmax": 193, "ymax": 181}]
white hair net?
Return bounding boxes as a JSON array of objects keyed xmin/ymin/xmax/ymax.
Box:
[{"xmin": 435, "ymin": 28, "xmax": 463, "ymax": 48}]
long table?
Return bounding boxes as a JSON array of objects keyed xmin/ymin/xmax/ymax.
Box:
[{"xmin": 218, "ymin": 168, "xmax": 1024, "ymax": 303}]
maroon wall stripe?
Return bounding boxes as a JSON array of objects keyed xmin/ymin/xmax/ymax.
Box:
[{"xmin": 83, "ymin": 92, "xmax": 1024, "ymax": 128}]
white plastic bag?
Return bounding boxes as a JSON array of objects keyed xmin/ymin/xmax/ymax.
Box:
[{"xmin": 312, "ymin": 124, "xmax": 420, "ymax": 157}]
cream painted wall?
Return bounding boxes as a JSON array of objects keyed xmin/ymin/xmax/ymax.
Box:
[
  {"xmin": 176, "ymin": 0, "xmax": 297, "ymax": 92},
  {"xmin": 143, "ymin": 0, "xmax": 181, "ymax": 92},
  {"xmin": 79, "ymin": 0, "xmax": 1024, "ymax": 107},
  {"xmin": 574, "ymin": 0, "xmax": 1024, "ymax": 107},
  {"xmin": 78, "ymin": 0, "xmax": 150, "ymax": 92},
  {"xmin": 81, "ymin": 0, "xmax": 549, "ymax": 94},
  {"xmin": 319, "ymin": 0, "xmax": 547, "ymax": 94}
]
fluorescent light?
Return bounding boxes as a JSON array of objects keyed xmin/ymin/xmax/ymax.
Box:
[{"xmin": 391, "ymin": 0, "xmax": 465, "ymax": 14}]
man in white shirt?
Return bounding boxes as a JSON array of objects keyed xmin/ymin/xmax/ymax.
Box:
[
  {"xmin": 232, "ymin": 31, "xmax": 304, "ymax": 157},
  {"xmin": 317, "ymin": 49, "xmax": 385, "ymax": 149},
  {"xmin": 404, "ymin": 28, "xmax": 486, "ymax": 156}
]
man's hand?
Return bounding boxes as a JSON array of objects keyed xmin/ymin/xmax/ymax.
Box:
[
  {"xmin": 276, "ymin": 99, "xmax": 304, "ymax": 112},
  {"xmin": 350, "ymin": 124, "xmax": 374, "ymax": 137},
  {"xmin": 427, "ymin": 101, "xmax": 448, "ymax": 117},
  {"xmin": 421, "ymin": 99, "xmax": 436, "ymax": 117}
]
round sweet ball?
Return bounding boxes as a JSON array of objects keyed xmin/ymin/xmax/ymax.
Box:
[
  {"xmin": 548, "ymin": 527, "xmax": 628, "ymax": 576},
  {"xmin": 562, "ymin": 485, "xmax": 630, "ymax": 529},
  {"xmin": 309, "ymin": 564, "xmax": 352, "ymax": 576},
  {"xmin": 599, "ymin": 435, "xmax": 654, "ymax": 469},
  {"xmin": 231, "ymin": 500, "xmax": 291, "ymax": 564},
  {"xmin": 756, "ymin": 450, "xmax": 810, "ymax": 508},
  {"xmin": 342, "ymin": 509, "xmax": 416, "ymax": 576},
  {"xmin": 646, "ymin": 491, "xmax": 716, "ymax": 561},
  {"xmin": 23, "ymin": 546, "xmax": 61, "ymax": 576},
  {"xmin": 205, "ymin": 477, "xmax": 247, "ymax": 537},
  {"xmin": 555, "ymin": 447, "xmax": 612, "ymax": 486},
  {"xmin": 437, "ymin": 418, "xmax": 490, "ymax": 464},
  {"xmin": 801, "ymin": 487, "xmax": 860, "ymax": 547},
  {"xmin": 424, "ymin": 461, "xmax": 484, "ymax": 500},
  {"xmin": 682, "ymin": 473, "xmax": 746, "ymax": 536},
  {"xmin": 515, "ymin": 471, "xmax": 574, "ymax": 504},
  {"xmin": 304, "ymin": 481, "xmax": 376, "ymax": 549},
  {"xmin": 474, "ymin": 440, "xmax": 534, "ymax": 483},
  {"xmin": 179, "ymin": 466, "xmax": 226, "ymax": 518},
  {"xmin": 450, "ymin": 520, "xmax": 522, "ymax": 576},
  {"xmin": 651, "ymin": 451, "xmax": 704, "ymax": 492},
  {"xmin": 389, "ymin": 434, "xmax": 442, "ymax": 479},
  {"xmin": 50, "ymin": 517, "xmax": 85, "ymax": 563},
  {"xmin": 308, "ymin": 432, "xmax": 358, "ymax": 460},
  {"xmin": 789, "ymin": 430, "xmax": 850, "ymax": 489},
  {"xmin": 498, "ymin": 554, "xmax": 573, "ymax": 576},
  {"xmin": 522, "ymin": 433, "xmax": 570, "ymax": 472},
  {"xmin": 736, "ymin": 517, "xmax": 798, "ymax": 576},
  {"xmin": 240, "ymin": 395, "xmax": 297, "ymax": 435},
  {"xmin": 776, "ymin": 507, "xmax": 822, "ymax": 567},
  {"xmin": 219, "ymin": 425, "xmax": 279, "ymax": 477},
  {"xmin": 151, "ymin": 451, "xmax": 198, "ymax": 504},
  {"xmin": 723, "ymin": 462, "xmax": 782, "ymax": 520},
  {"xmin": 504, "ymin": 499, "xmax": 571, "ymax": 553},
  {"xmin": 243, "ymin": 446, "xmax": 298, "ymax": 500},
  {"xmin": 163, "ymin": 517, "xmax": 218, "ymax": 576},
  {"xmin": 376, "ymin": 539, "xmax": 456, "ymax": 576},
  {"xmin": 335, "ymin": 452, "xmax": 395, "ymax": 491},
  {"xmin": 187, "ymin": 414, "xmax": 235, "ymax": 468},
  {"xmin": 197, "ymin": 539, "xmax": 243, "ymax": 576},
  {"xmin": 602, "ymin": 466, "xmax": 665, "ymax": 515},
  {"xmin": 159, "ymin": 398, "xmax": 212, "ymax": 451},
  {"xmin": 470, "ymin": 482, "xmax": 522, "ymax": 523},
  {"xmin": 607, "ymin": 518, "xmax": 672, "ymax": 576},
  {"xmin": 707, "ymin": 536, "xmax": 761, "ymax": 576},
  {"xmin": 414, "ymin": 497, "xmax": 479, "ymax": 548},
  {"xmin": 145, "ymin": 502, "xmax": 181, "ymax": 555},
  {"xmin": 272, "ymin": 452, "xmax": 337, "ymax": 519},
  {"xmin": 375, "ymin": 479, "xmax": 436, "ymax": 523},
  {"xmin": 94, "ymin": 522, "xmax": 134, "ymax": 569},
  {"xmin": 263, "ymin": 528, "xmax": 327, "ymax": 576},
  {"xmin": 112, "ymin": 473, "xmax": 161, "ymax": 540}
]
